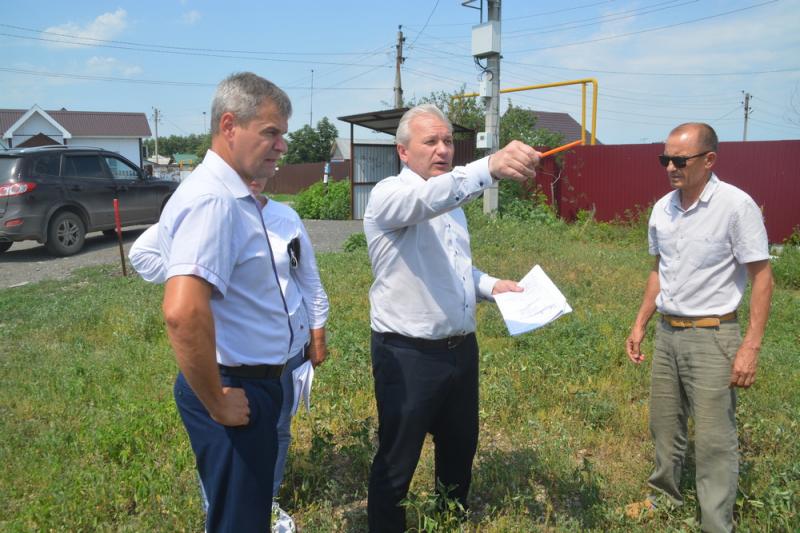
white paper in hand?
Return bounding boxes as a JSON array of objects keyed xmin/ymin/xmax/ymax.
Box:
[
  {"xmin": 494, "ymin": 265, "xmax": 572, "ymax": 336},
  {"xmin": 291, "ymin": 360, "xmax": 315, "ymax": 415}
]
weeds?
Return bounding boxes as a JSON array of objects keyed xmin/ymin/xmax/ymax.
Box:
[{"xmin": 1, "ymin": 211, "xmax": 797, "ymax": 531}]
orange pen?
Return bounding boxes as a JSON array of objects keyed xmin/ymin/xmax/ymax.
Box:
[{"xmin": 539, "ymin": 139, "xmax": 583, "ymax": 159}]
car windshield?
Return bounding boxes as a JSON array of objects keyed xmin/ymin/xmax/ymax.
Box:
[{"xmin": 0, "ymin": 157, "xmax": 21, "ymax": 180}]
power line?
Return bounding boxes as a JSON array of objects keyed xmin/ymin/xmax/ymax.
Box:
[
  {"xmin": 504, "ymin": 0, "xmax": 697, "ymax": 38},
  {"xmin": 507, "ymin": 0, "xmax": 779, "ymax": 53},
  {"xmin": 0, "ymin": 31, "xmax": 389, "ymax": 67},
  {"xmin": 408, "ymin": 0, "xmax": 440, "ymax": 48},
  {"xmin": 0, "ymin": 22, "xmax": 392, "ymax": 57},
  {"xmin": 502, "ymin": 60, "xmax": 800, "ymax": 78},
  {"xmin": 0, "ymin": 67, "xmax": 391, "ymax": 90}
]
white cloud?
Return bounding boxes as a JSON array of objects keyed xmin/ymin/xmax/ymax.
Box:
[
  {"xmin": 86, "ymin": 56, "xmax": 142, "ymax": 78},
  {"xmin": 42, "ymin": 9, "xmax": 128, "ymax": 49},
  {"xmin": 182, "ymin": 10, "xmax": 202, "ymax": 25}
]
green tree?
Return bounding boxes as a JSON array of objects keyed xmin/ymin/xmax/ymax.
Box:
[
  {"xmin": 143, "ymin": 133, "xmax": 210, "ymax": 161},
  {"xmin": 406, "ymin": 85, "xmax": 484, "ymax": 139},
  {"xmin": 500, "ymin": 101, "xmax": 564, "ymax": 149},
  {"xmin": 284, "ymin": 117, "xmax": 339, "ymax": 164}
]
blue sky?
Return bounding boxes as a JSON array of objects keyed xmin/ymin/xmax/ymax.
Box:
[{"xmin": 2, "ymin": 0, "xmax": 799, "ymax": 145}]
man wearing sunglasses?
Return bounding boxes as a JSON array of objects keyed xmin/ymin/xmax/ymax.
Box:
[{"xmin": 625, "ymin": 122, "xmax": 773, "ymax": 532}]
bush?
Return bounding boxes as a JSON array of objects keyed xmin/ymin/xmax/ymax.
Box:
[
  {"xmin": 342, "ymin": 232, "xmax": 367, "ymax": 252},
  {"xmin": 772, "ymin": 245, "xmax": 800, "ymax": 290},
  {"xmin": 294, "ymin": 179, "xmax": 351, "ymax": 220},
  {"xmin": 497, "ymin": 180, "xmax": 560, "ymax": 226}
]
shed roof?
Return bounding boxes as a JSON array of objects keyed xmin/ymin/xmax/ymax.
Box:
[
  {"xmin": 330, "ymin": 137, "xmax": 396, "ymax": 160},
  {"xmin": 0, "ymin": 108, "xmax": 152, "ymax": 138},
  {"xmin": 338, "ymin": 108, "xmax": 474, "ymax": 136}
]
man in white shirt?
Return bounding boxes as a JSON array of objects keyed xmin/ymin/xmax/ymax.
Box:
[
  {"xmin": 363, "ymin": 104, "xmax": 541, "ymax": 532},
  {"xmin": 159, "ymin": 72, "xmax": 295, "ymax": 532},
  {"xmin": 625, "ymin": 123, "xmax": 774, "ymax": 533}
]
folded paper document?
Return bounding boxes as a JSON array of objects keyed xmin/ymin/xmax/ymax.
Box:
[
  {"xmin": 291, "ymin": 360, "xmax": 314, "ymax": 415},
  {"xmin": 494, "ymin": 265, "xmax": 572, "ymax": 336}
]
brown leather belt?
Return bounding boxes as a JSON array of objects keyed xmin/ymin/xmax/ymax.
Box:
[{"xmin": 661, "ymin": 311, "xmax": 737, "ymax": 328}]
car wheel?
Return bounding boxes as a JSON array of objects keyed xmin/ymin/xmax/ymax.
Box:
[
  {"xmin": 45, "ymin": 212, "xmax": 86, "ymax": 256},
  {"xmin": 0, "ymin": 241, "xmax": 12, "ymax": 253}
]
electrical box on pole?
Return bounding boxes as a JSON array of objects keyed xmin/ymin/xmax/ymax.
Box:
[{"xmin": 471, "ymin": 21, "xmax": 500, "ymax": 57}]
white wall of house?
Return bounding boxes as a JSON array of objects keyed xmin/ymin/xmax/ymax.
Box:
[
  {"xmin": 73, "ymin": 137, "xmax": 142, "ymax": 167},
  {"xmin": 11, "ymin": 114, "xmax": 64, "ymax": 146}
]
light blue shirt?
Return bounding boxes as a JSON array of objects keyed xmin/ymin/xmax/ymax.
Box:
[
  {"xmin": 157, "ymin": 150, "xmax": 293, "ymax": 366},
  {"xmin": 648, "ymin": 173, "xmax": 769, "ymax": 316},
  {"xmin": 129, "ymin": 197, "xmax": 329, "ymax": 357},
  {"xmin": 363, "ymin": 157, "xmax": 498, "ymax": 339}
]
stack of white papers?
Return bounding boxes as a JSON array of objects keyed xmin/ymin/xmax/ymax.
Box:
[
  {"xmin": 291, "ymin": 360, "xmax": 314, "ymax": 415},
  {"xmin": 493, "ymin": 265, "xmax": 572, "ymax": 336}
]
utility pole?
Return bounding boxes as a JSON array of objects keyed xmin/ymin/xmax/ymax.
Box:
[
  {"xmin": 394, "ymin": 25, "xmax": 405, "ymax": 109},
  {"xmin": 310, "ymin": 69, "xmax": 314, "ymax": 126},
  {"xmin": 742, "ymin": 91, "xmax": 752, "ymax": 141},
  {"xmin": 483, "ymin": 0, "xmax": 501, "ymax": 214},
  {"xmin": 152, "ymin": 107, "xmax": 160, "ymax": 162}
]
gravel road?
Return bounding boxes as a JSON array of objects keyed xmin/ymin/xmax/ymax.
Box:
[{"xmin": 0, "ymin": 219, "xmax": 363, "ymax": 290}]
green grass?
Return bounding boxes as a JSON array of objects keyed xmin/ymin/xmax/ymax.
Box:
[
  {"xmin": 1, "ymin": 214, "xmax": 798, "ymax": 532},
  {"xmin": 267, "ymin": 193, "xmax": 296, "ymax": 204}
]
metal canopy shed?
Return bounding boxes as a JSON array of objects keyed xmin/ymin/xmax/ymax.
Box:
[{"xmin": 338, "ymin": 108, "xmax": 475, "ymax": 219}]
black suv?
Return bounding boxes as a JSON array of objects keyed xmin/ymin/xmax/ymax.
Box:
[{"xmin": 0, "ymin": 146, "xmax": 178, "ymax": 256}]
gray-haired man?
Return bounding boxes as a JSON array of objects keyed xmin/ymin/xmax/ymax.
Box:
[{"xmin": 364, "ymin": 104, "xmax": 542, "ymax": 531}]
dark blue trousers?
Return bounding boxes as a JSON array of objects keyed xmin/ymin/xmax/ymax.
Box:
[
  {"xmin": 368, "ymin": 331, "xmax": 480, "ymax": 533},
  {"xmin": 174, "ymin": 371, "xmax": 282, "ymax": 533}
]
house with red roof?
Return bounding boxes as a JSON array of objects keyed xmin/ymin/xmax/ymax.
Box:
[{"xmin": 0, "ymin": 104, "xmax": 151, "ymax": 167}]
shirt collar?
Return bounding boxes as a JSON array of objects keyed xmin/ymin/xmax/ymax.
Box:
[
  {"xmin": 666, "ymin": 172, "xmax": 719, "ymax": 213},
  {"xmin": 201, "ymin": 149, "xmax": 253, "ymax": 200}
]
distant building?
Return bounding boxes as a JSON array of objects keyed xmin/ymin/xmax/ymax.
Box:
[
  {"xmin": 512, "ymin": 109, "xmax": 601, "ymax": 145},
  {"xmin": 0, "ymin": 105, "xmax": 152, "ymax": 166},
  {"xmin": 330, "ymin": 137, "xmax": 396, "ymax": 162},
  {"xmin": 173, "ymin": 152, "xmax": 200, "ymax": 168}
]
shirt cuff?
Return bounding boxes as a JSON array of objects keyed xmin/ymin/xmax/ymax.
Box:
[
  {"xmin": 477, "ymin": 273, "xmax": 500, "ymax": 301},
  {"xmin": 460, "ymin": 157, "xmax": 494, "ymax": 196},
  {"xmin": 166, "ymin": 264, "xmax": 227, "ymax": 296}
]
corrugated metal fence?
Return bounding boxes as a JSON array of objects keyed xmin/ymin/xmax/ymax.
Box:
[
  {"xmin": 265, "ymin": 161, "xmax": 349, "ymax": 195},
  {"xmin": 536, "ymin": 140, "xmax": 799, "ymax": 243}
]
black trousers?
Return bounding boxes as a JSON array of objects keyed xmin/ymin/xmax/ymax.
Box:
[{"xmin": 368, "ymin": 331, "xmax": 479, "ymax": 533}]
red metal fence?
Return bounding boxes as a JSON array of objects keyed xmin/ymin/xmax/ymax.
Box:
[{"xmin": 534, "ymin": 140, "xmax": 799, "ymax": 243}]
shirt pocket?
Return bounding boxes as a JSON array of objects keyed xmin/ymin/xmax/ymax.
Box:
[{"xmin": 685, "ymin": 235, "xmax": 730, "ymax": 269}]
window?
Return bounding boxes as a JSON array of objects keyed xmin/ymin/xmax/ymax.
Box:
[
  {"xmin": 104, "ymin": 156, "xmax": 139, "ymax": 180},
  {"xmin": 63, "ymin": 156, "xmax": 106, "ymax": 178},
  {"xmin": 31, "ymin": 154, "xmax": 61, "ymax": 177}
]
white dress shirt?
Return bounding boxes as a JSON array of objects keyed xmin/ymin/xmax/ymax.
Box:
[
  {"xmin": 262, "ymin": 199, "xmax": 329, "ymax": 354},
  {"xmin": 156, "ymin": 150, "xmax": 293, "ymax": 366},
  {"xmin": 648, "ymin": 173, "xmax": 769, "ymax": 316},
  {"xmin": 130, "ymin": 184, "xmax": 329, "ymax": 358},
  {"xmin": 363, "ymin": 157, "xmax": 498, "ymax": 339}
]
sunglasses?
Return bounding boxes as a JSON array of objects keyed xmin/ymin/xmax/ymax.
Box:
[{"xmin": 658, "ymin": 151, "xmax": 710, "ymax": 168}]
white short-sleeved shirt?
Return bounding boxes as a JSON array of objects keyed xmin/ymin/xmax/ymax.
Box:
[
  {"xmin": 648, "ymin": 173, "xmax": 769, "ymax": 316},
  {"xmin": 364, "ymin": 157, "xmax": 498, "ymax": 339},
  {"xmin": 158, "ymin": 150, "xmax": 293, "ymax": 366}
]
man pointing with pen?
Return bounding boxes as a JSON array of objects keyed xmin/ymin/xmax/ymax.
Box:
[{"xmin": 363, "ymin": 104, "xmax": 541, "ymax": 531}]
